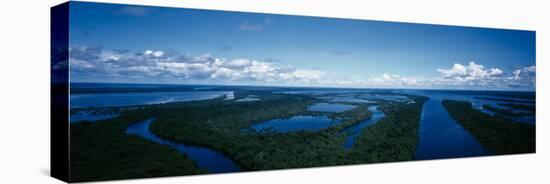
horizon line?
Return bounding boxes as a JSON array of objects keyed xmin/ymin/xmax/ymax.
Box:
[{"xmin": 68, "ymin": 81, "xmax": 537, "ymax": 93}]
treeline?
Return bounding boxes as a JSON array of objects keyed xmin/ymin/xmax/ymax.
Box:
[
  {"xmin": 348, "ymin": 96, "xmax": 428, "ymax": 163},
  {"xmin": 149, "ymin": 92, "xmax": 427, "ymax": 170},
  {"xmin": 148, "ymin": 93, "xmax": 348, "ymax": 170},
  {"xmin": 70, "ymin": 90, "xmax": 431, "ymax": 180},
  {"xmin": 442, "ymin": 100, "xmax": 535, "ymax": 155},
  {"xmin": 70, "ymin": 112, "xmax": 206, "ymax": 182}
]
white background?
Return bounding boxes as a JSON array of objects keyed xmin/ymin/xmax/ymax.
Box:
[{"xmin": 0, "ymin": 0, "xmax": 547, "ymax": 183}]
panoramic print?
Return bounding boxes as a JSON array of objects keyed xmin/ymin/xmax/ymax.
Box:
[{"xmin": 60, "ymin": 1, "xmax": 535, "ymax": 182}]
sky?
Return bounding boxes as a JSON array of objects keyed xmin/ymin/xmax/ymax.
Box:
[{"xmin": 67, "ymin": 2, "xmax": 536, "ymax": 91}]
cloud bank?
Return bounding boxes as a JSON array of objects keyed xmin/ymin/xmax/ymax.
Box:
[
  {"xmin": 69, "ymin": 46, "xmax": 323, "ymax": 85},
  {"xmin": 69, "ymin": 46, "xmax": 535, "ymax": 90},
  {"xmin": 433, "ymin": 62, "xmax": 535, "ymax": 89}
]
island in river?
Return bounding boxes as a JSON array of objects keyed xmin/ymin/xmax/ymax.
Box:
[{"xmin": 68, "ymin": 83, "xmax": 535, "ymax": 182}]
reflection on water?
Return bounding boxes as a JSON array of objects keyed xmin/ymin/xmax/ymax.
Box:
[
  {"xmin": 415, "ymin": 99, "xmax": 490, "ymax": 160},
  {"xmin": 251, "ymin": 116, "xmax": 341, "ymax": 133}
]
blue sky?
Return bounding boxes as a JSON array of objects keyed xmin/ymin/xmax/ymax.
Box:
[{"xmin": 68, "ymin": 2, "xmax": 536, "ymax": 90}]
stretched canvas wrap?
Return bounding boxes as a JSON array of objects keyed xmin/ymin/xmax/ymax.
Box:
[{"xmin": 51, "ymin": 1, "xmax": 536, "ymax": 182}]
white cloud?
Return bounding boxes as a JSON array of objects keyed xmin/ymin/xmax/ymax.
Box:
[
  {"xmin": 371, "ymin": 73, "xmax": 420, "ymax": 86},
  {"xmin": 70, "ymin": 46, "xmax": 327, "ymax": 85},
  {"xmin": 432, "ymin": 62, "xmax": 536, "ymax": 89},
  {"xmin": 152, "ymin": 51, "xmax": 164, "ymax": 57},
  {"xmin": 437, "ymin": 62, "xmax": 503, "ymax": 81},
  {"xmin": 144, "ymin": 50, "xmax": 153, "ymax": 55},
  {"xmin": 511, "ymin": 65, "xmax": 536, "ymax": 80},
  {"xmin": 68, "ymin": 46, "xmax": 535, "ymax": 90},
  {"xmin": 70, "ymin": 58, "xmax": 95, "ymax": 69},
  {"xmin": 437, "ymin": 63, "xmax": 467, "ymax": 77},
  {"xmin": 223, "ymin": 59, "xmax": 252, "ymax": 69},
  {"xmin": 143, "ymin": 50, "xmax": 164, "ymax": 57}
]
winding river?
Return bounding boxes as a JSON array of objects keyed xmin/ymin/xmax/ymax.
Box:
[
  {"xmin": 126, "ymin": 118, "xmax": 241, "ymax": 173},
  {"xmin": 341, "ymin": 105, "xmax": 385, "ymax": 149}
]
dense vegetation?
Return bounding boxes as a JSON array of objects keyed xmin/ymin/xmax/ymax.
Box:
[
  {"xmin": 150, "ymin": 92, "xmax": 427, "ymax": 170},
  {"xmin": 69, "ymin": 89, "xmax": 428, "ymax": 180},
  {"xmin": 70, "ymin": 113, "xmax": 206, "ymax": 182},
  {"xmin": 348, "ymin": 96, "xmax": 428, "ymax": 162},
  {"xmin": 442, "ymin": 100, "xmax": 535, "ymax": 155}
]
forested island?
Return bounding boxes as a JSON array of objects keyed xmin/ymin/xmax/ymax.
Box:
[
  {"xmin": 68, "ymin": 85, "xmax": 535, "ymax": 182},
  {"xmin": 442, "ymin": 100, "xmax": 535, "ymax": 154},
  {"xmin": 69, "ymin": 89, "xmax": 430, "ymax": 181}
]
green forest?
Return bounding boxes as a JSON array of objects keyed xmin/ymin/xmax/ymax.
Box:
[
  {"xmin": 442, "ymin": 100, "xmax": 535, "ymax": 154},
  {"xmin": 70, "ymin": 91, "xmax": 427, "ymax": 181},
  {"xmin": 69, "ymin": 89, "xmax": 534, "ymax": 182}
]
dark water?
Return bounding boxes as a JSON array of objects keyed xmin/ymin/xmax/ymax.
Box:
[
  {"xmin": 251, "ymin": 116, "xmax": 341, "ymax": 133},
  {"xmin": 70, "ymin": 110, "xmax": 118, "ymax": 123},
  {"xmin": 341, "ymin": 105, "xmax": 385, "ymax": 149},
  {"xmin": 126, "ymin": 118, "xmax": 241, "ymax": 173},
  {"xmin": 414, "ymin": 98, "xmax": 490, "ymax": 160},
  {"xmin": 308, "ymin": 103, "xmax": 356, "ymax": 112}
]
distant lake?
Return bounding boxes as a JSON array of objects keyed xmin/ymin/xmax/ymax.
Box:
[
  {"xmin": 251, "ymin": 115, "xmax": 341, "ymax": 133},
  {"xmin": 70, "ymin": 91, "xmax": 234, "ymax": 108},
  {"xmin": 308, "ymin": 103, "xmax": 356, "ymax": 112}
]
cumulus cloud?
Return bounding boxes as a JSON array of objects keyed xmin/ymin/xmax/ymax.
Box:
[
  {"xmin": 365, "ymin": 73, "xmax": 421, "ymax": 87},
  {"xmin": 437, "ymin": 62, "xmax": 503, "ymax": 81},
  {"xmin": 69, "ymin": 46, "xmax": 323, "ymax": 85},
  {"xmin": 433, "ymin": 62, "xmax": 535, "ymax": 89},
  {"xmin": 505, "ymin": 65, "xmax": 536, "ymax": 88},
  {"xmin": 144, "ymin": 50, "xmax": 164, "ymax": 57},
  {"xmin": 511, "ymin": 65, "xmax": 536, "ymax": 80},
  {"xmin": 68, "ymin": 47, "xmax": 535, "ymax": 90}
]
